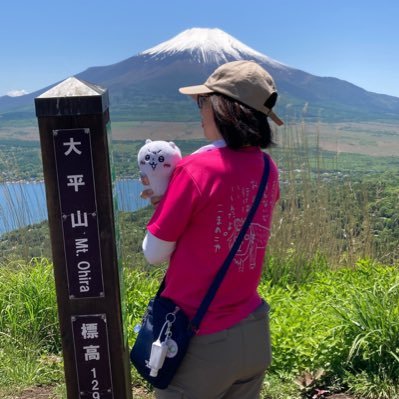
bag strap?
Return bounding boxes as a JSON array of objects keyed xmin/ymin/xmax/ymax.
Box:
[{"xmin": 190, "ymin": 153, "xmax": 270, "ymax": 332}]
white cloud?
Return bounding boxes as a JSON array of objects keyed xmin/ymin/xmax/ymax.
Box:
[{"xmin": 6, "ymin": 89, "xmax": 29, "ymax": 97}]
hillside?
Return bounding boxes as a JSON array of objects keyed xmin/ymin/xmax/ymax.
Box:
[{"xmin": 1, "ymin": 28, "xmax": 399, "ymax": 127}]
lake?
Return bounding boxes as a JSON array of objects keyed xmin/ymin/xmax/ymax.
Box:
[{"xmin": 0, "ymin": 179, "xmax": 147, "ymax": 235}]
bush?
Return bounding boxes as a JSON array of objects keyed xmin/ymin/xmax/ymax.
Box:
[
  {"xmin": 1, "ymin": 257, "xmax": 399, "ymax": 397},
  {"xmin": 0, "ymin": 258, "xmax": 59, "ymax": 352},
  {"xmin": 259, "ymin": 259, "xmax": 399, "ymax": 397},
  {"xmin": 0, "ymin": 258, "xmax": 62, "ymax": 392}
]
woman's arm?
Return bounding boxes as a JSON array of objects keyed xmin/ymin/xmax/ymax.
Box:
[{"xmin": 142, "ymin": 231, "xmax": 176, "ymax": 264}]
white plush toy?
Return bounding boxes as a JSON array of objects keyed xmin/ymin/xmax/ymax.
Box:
[{"xmin": 137, "ymin": 139, "xmax": 182, "ymax": 199}]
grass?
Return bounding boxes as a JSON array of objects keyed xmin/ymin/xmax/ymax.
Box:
[
  {"xmin": 0, "ymin": 259, "xmax": 63, "ymax": 396},
  {"xmin": 1, "ymin": 258, "xmax": 398, "ymax": 398}
]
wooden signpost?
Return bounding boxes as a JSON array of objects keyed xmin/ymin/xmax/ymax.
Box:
[{"xmin": 35, "ymin": 77, "xmax": 132, "ymax": 399}]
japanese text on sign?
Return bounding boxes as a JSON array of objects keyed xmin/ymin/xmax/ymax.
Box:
[
  {"xmin": 72, "ymin": 314, "xmax": 114, "ymax": 399},
  {"xmin": 53, "ymin": 128, "xmax": 105, "ymax": 299}
]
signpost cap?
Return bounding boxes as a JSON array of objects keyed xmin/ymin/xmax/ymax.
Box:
[{"xmin": 35, "ymin": 77, "xmax": 109, "ymax": 117}]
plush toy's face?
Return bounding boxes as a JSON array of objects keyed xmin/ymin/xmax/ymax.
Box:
[
  {"xmin": 142, "ymin": 149, "xmax": 168, "ymax": 171},
  {"xmin": 137, "ymin": 140, "xmax": 182, "ymax": 176}
]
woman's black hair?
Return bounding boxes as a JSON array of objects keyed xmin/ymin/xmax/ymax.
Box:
[{"xmin": 208, "ymin": 93, "xmax": 275, "ymax": 149}]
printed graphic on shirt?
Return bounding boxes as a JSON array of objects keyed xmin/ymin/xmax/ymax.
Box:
[{"xmin": 213, "ymin": 180, "xmax": 272, "ymax": 272}]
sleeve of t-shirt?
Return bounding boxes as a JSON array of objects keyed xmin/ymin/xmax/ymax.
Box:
[
  {"xmin": 142, "ymin": 231, "xmax": 176, "ymax": 264},
  {"xmin": 147, "ymin": 165, "xmax": 202, "ymax": 242}
]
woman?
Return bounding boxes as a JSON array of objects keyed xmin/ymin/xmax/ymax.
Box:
[{"xmin": 142, "ymin": 60, "xmax": 282, "ymax": 399}]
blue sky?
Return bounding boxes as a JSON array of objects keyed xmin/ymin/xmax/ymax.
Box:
[{"xmin": 1, "ymin": 0, "xmax": 399, "ymax": 97}]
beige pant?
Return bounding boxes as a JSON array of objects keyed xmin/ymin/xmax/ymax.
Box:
[{"xmin": 155, "ymin": 301, "xmax": 272, "ymax": 399}]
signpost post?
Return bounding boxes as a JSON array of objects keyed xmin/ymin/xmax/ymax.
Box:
[{"xmin": 35, "ymin": 77, "xmax": 132, "ymax": 399}]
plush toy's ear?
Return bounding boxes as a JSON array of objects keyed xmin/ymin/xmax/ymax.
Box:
[
  {"xmin": 145, "ymin": 139, "xmax": 152, "ymax": 144},
  {"xmin": 169, "ymin": 141, "xmax": 177, "ymax": 149}
]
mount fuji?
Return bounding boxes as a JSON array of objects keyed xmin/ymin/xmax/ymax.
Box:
[{"xmin": 1, "ymin": 27, "xmax": 399, "ymax": 123}]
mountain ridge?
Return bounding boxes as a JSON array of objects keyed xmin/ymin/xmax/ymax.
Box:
[{"xmin": 1, "ymin": 27, "xmax": 399, "ymax": 124}]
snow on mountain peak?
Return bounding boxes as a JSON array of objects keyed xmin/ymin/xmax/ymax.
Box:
[{"xmin": 141, "ymin": 27, "xmax": 285, "ymax": 67}]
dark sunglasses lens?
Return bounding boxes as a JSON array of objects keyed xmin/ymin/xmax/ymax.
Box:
[{"xmin": 197, "ymin": 96, "xmax": 207, "ymax": 108}]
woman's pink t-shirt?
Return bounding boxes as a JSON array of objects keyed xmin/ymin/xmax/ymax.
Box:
[{"xmin": 147, "ymin": 146, "xmax": 279, "ymax": 335}]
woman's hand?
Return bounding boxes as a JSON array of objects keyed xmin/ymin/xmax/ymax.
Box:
[
  {"xmin": 139, "ymin": 172, "xmax": 162, "ymax": 208},
  {"xmin": 139, "ymin": 172, "xmax": 150, "ymax": 186},
  {"xmin": 140, "ymin": 188, "xmax": 162, "ymax": 207}
]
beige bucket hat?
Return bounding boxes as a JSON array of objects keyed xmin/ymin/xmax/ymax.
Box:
[{"xmin": 179, "ymin": 60, "xmax": 284, "ymax": 126}]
